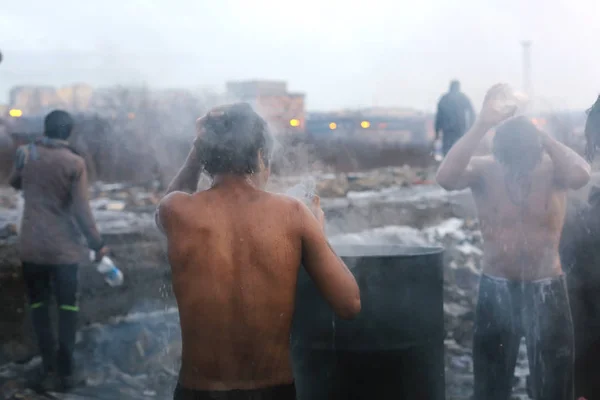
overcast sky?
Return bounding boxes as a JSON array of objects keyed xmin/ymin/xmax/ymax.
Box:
[{"xmin": 0, "ymin": 0, "xmax": 598, "ymax": 112}]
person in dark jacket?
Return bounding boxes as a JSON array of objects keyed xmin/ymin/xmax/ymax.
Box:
[
  {"xmin": 435, "ymin": 80, "xmax": 475, "ymax": 156},
  {"xmin": 9, "ymin": 110, "xmax": 108, "ymax": 393},
  {"xmin": 558, "ymin": 187, "xmax": 600, "ymax": 400},
  {"xmin": 559, "ymin": 95, "xmax": 600, "ymax": 400}
]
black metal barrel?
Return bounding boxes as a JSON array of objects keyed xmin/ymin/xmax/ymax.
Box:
[{"xmin": 291, "ymin": 244, "xmax": 445, "ymax": 400}]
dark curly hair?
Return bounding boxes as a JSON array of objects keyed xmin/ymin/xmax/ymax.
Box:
[
  {"xmin": 196, "ymin": 103, "xmax": 273, "ymax": 176},
  {"xmin": 493, "ymin": 116, "xmax": 543, "ymax": 177},
  {"xmin": 585, "ymin": 95, "xmax": 600, "ymax": 162}
]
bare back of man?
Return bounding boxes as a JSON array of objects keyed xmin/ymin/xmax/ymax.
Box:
[
  {"xmin": 161, "ymin": 187, "xmax": 305, "ymax": 390},
  {"xmin": 158, "ymin": 103, "xmax": 360, "ymax": 396},
  {"xmin": 470, "ymin": 155, "xmax": 566, "ymax": 280}
]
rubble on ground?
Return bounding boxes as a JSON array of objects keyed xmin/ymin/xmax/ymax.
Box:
[
  {"xmin": 311, "ymin": 165, "xmax": 433, "ymax": 198},
  {"xmin": 0, "ymin": 164, "xmax": 531, "ymax": 400},
  {"xmin": 0, "ymin": 166, "xmax": 442, "ymax": 241},
  {"xmin": 0, "ymin": 214, "xmax": 530, "ymax": 400}
]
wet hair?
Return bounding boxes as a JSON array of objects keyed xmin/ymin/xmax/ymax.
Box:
[
  {"xmin": 493, "ymin": 116, "xmax": 543, "ymax": 177},
  {"xmin": 449, "ymin": 80, "xmax": 461, "ymax": 92},
  {"xmin": 585, "ymin": 95, "xmax": 600, "ymax": 162},
  {"xmin": 196, "ymin": 103, "xmax": 273, "ymax": 176},
  {"xmin": 44, "ymin": 110, "xmax": 73, "ymax": 140}
]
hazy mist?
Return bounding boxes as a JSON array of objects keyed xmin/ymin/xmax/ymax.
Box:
[{"xmin": 1, "ymin": 0, "xmax": 598, "ymax": 111}]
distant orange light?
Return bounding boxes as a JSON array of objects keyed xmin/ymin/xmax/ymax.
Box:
[
  {"xmin": 360, "ymin": 121, "xmax": 371, "ymax": 129},
  {"xmin": 128, "ymin": 112, "xmax": 136, "ymax": 120},
  {"xmin": 329, "ymin": 122, "xmax": 337, "ymax": 130},
  {"xmin": 290, "ymin": 119, "xmax": 300, "ymax": 127}
]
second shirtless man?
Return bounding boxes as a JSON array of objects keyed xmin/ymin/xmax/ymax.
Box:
[
  {"xmin": 436, "ymin": 84, "xmax": 591, "ymax": 400},
  {"xmin": 156, "ymin": 103, "xmax": 361, "ymax": 400}
]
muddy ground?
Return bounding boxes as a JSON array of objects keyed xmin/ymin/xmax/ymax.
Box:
[{"xmin": 3, "ymin": 167, "xmax": 599, "ymax": 400}]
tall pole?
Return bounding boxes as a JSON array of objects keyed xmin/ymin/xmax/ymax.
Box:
[{"xmin": 521, "ymin": 41, "xmax": 533, "ymax": 111}]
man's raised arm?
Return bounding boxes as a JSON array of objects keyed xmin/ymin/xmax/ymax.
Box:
[
  {"xmin": 435, "ymin": 120, "xmax": 488, "ymax": 191},
  {"xmin": 163, "ymin": 116, "xmax": 210, "ymax": 196},
  {"xmin": 436, "ymin": 84, "xmax": 517, "ymax": 191},
  {"xmin": 541, "ymin": 131, "xmax": 591, "ymax": 190},
  {"xmin": 157, "ymin": 117, "xmax": 209, "ymax": 233},
  {"xmin": 164, "ymin": 147, "xmax": 203, "ymax": 195}
]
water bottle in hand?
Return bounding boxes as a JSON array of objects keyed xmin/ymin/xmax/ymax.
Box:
[{"xmin": 89, "ymin": 251, "xmax": 124, "ymax": 287}]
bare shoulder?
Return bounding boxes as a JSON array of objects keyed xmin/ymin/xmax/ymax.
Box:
[
  {"xmin": 156, "ymin": 191, "xmax": 201, "ymax": 233},
  {"xmin": 263, "ymin": 192, "xmax": 307, "ymax": 215},
  {"xmin": 262, "ymin": 192, "xmax": 315, "ymax": 228},
  {"xmin": 157, "ymin": 191, "xmax": 194, "ymax": 218}
]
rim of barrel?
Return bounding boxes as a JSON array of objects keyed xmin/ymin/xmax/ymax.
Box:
[{"xmin": 332, "ymin": 244, "xmax": 444, "ymax": 258}]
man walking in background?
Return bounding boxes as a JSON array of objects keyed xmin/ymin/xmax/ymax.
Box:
[
  {"xmin": 435, "ymin": 80, "xmax": 475, "ymax": 156},
  {"xmin": 9, "ymin": 110, "xmax": 108, "ymax": 393},
  {"xmin": 436, "ymin": 83, "xmax": 590, "ymax": 400}
]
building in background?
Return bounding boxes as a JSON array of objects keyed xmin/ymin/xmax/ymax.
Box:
[
  {"xmin": 226, "ymin": 80, "xmax": 306, "ymax": 135},
  {"xmin": 306, "ymin": 108, "xmax": 432, "ymax": 145},
  {"xmin": 8, "ymin": 84, "xmax": 94, "ymax": 115}
]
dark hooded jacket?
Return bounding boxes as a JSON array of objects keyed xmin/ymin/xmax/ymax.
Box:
[{"xmin": 560, "ymin": 185, "xmax": 600, "ymax": 399}]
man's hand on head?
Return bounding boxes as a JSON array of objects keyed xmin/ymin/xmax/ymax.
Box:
[
  {"xmin": 195, "ymin": 115, "xmax": 207, "ymax": 139},
  {"xmin": 190, "ymin": 115, "xmax": 208, "ymax": 160},
  {"xmin": 478, "ymin": 84, "xmax": 518, "ymax": 128}
]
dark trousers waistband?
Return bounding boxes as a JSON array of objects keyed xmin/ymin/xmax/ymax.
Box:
[{"xmin": 174, "ymin": 382, "xmax": 296, "ymax": 400}]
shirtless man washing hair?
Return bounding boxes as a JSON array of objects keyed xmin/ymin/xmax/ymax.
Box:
[
  {"xmin": 156, "ymin": 103, "xmax": 361, "ymax": 400},
  {"xmin": 436, "ymin": 84, "xmax": 591, "ymax": 400}
]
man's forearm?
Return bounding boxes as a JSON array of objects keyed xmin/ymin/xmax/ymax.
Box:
[
  {"xmin": 435, "ymin": 119, "xmax": 489, "ymax": 186},
  {"xmin": 542, "ymin": 133, "xmax": 591, "ymax": 188},
  {"xmin": 165, "ymin": 150, "xmax": 203, "ymax": 195}
]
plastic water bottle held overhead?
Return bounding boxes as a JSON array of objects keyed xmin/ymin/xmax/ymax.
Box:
[
  {"xmin": 493, "ymin": 84, "xmax": 529, "ymax": 116},
  {"xmin": 89, "ymin": 251, "xmax": 124, "ymax": 287}
]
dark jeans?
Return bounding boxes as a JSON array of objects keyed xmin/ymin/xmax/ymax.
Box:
[
  {"xmin": 473, "ymin": 274, "xmax": 574, "ymax": 400},
  {"xmin": 22, "ymin": 262, "xmax": 79, "ymax": 377},
  {"xmin": 567, "ymin": 275, "xmax": 600, "ymax": 399},
  {"xmin": 173, "ymin": 383, "xmax": 296, "ymax": 400}
]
